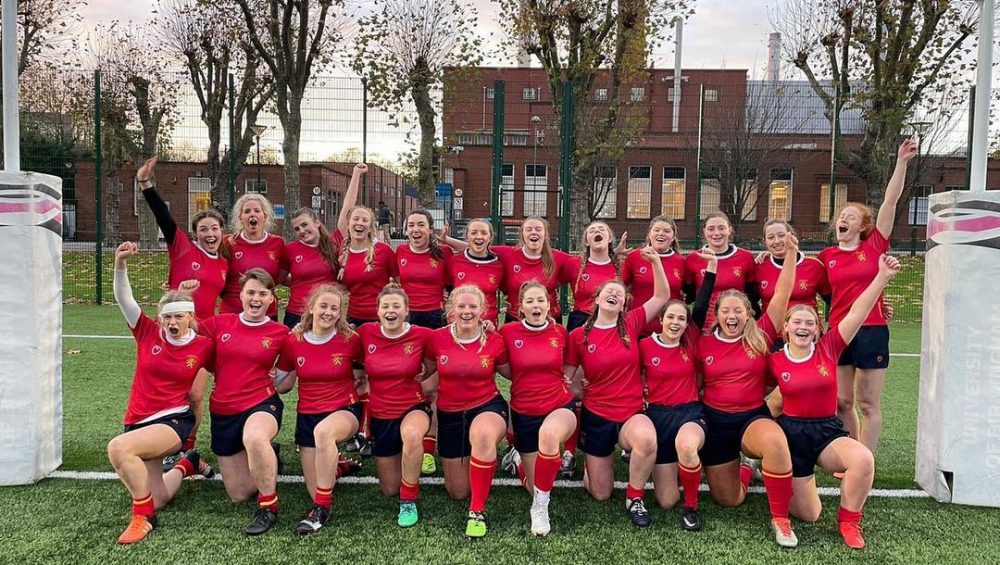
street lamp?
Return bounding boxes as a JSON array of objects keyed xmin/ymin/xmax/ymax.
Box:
[
  {"xmin": 250, "ymin": 123, "xmax": 268, "ymax": 192},
  {"xmin": 531, "ymin": 115, "xmax": 541, "ymax": 210}
]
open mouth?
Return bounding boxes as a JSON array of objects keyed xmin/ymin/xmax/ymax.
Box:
[
  {"xmin": 606, "ymin": 296, "xmax": 619, "ymax": 306},
  {"xmin": 725, "ymin": 320, "xmax": 739, "ymax": 332},
  {"xmin": 472, "ymin": 238, "xmax": 486, "ymax": 247},
  {"xmin": 593, "ymin": 234, "xmax": 604, "ymax": 243},
  {"xmin": 384, "ymin": 313, "xmax": 399, "ymax": 322},
  {"xmin": 459, "ymin": 313, "xmax": 476, "ymax": 322},
  {"xmin": 838, "ymin": 224, "xmax": 848, "ymax": 234},
  {"xmin": 248, "ymin": 218, "xmax": 259, "ymax": 228},
  {"xmin": 529, "ymin": 309, "xmax": 544, "ymax": 320},
  {"xmin": 248, "ymin": 301, "xmax": 264, "ymax": 315},
  {"xmin": 528, "ymin": 235, "xmax": 541, "ymax": 243},
  {"xmin": 667, "ymin": 323, "xmax": 681, "ymax": 333},
  {"xmin": 794, "ymin": 329, "xmax": 810, "ymax": 338},
  {"xmin": 167, "ymin": 326, "xmax": 180, "ymax": 337}
]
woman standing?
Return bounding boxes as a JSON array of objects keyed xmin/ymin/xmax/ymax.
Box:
[
  {"xmin": 274, "ymin": 284, "xmax": 362, "ymax": 535},
  {"xmin": 396, "ymin": 208, "xmax": 452, "ymax": 329},
  {"xmin": 756, "ymin": 220, "xmax": 829, "ymax": 314},
  {"xmin": 108, "ymin": 242, "xmax": 214, "ymax": 544},
  {"xmin": 444, "ymin": 218, "xmax": 505, "ymax": 327},
  {"xmin": 684, "ymin": 212, "xmax": 758, "ymax": 328},
  {"xmin": 821, "ymin": 139, "xmax": 916, "ymax": 453},
  {"xmin": 565, "ymin": 221, "xmax": 623, "ymax": 332},
  {"xmin": 281, "ymin": 208, "xmax": 339, "ymax": 329},
  {"xmin": 220, "ymin": 194, "xmax": 286, "ymax": 320},
  {"xmin": 623, "ymin": 215, "xmax": 687, "ymax": 336}
]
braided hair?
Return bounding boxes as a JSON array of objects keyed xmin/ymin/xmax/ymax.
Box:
[
  {"xmin": 581, "ymin": 279, "xmax": 633, "ymax": 349},
  {"xmin": 445, "ymin": 284, "xmax": 489, "ymax": 353},
  {"xmin": 338, "ymin": 206, "xmax": 377, "ymax": 280}
]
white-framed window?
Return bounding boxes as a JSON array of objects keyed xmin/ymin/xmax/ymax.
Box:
[
  {"xmin": 661, "ymin": 167, "xmax": 686, "ymax": 219},
  {"xmin": 627, "ymin": 165, "xmax": 652, "ymax": 219},
  {"xmin": 705, "ymin": 88, "xmax": 719, "ymax": 102},
  {"xmin": 524, "ymin": 163, "xmax": 548, "ymax": 217},
  {"xmin": 739, "ymin": 174, "xmax": 759, "ymax": 222},
  {"xmin": 699, "ymin": 178, "xmax": 722, "ymax": 219},
  {"xmin": 630, "ymin": 87, "xmax": 645, "ymax": 102},
  {"xmin": 667, "ymin": 87, "xmax": 677, "ymax": 102},
  {"xmin": 768, "ymin": 169, "xmax": 792, "ymax": 220},
  {"xmin": 819, "ymin": 183, "xmax": 848, "ymax": 222},
  {"xmin": 486, "ymin": 87, "xmax": 495, "ymax": 100},
  {"xmin": 593, "ymin": 165, "xmax": 617, "ymax": 219},
  {"xmin": 246, "ymin": 178, "xmax": 267, "ymax": 194},
  {"xmin": 522, "ymin": 87, "xmax": 537, "ymax": 101},
  {"xmin": 909, "ymin": 185, "xmax": 931, "ymax": 225},
  {"xmin": 501, "ymin": 163, "xmax": 514, "ymax": 217},
  {"xmin": 188, "ymin": 177, "xmax": 212, "ymax": 229},
  {"xmin": 444, "ymin": 167, "xmax": 455, "ymax": 185},
  {"xmin": 595, "ymin": 88, "xmax": 608, "ymax": 102}
]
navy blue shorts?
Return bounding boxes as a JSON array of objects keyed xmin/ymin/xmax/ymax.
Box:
[
  {"xmin": 511, "ymin": 401, "xmax": 576, "ymax": 454},
  {"xmin": 580, "ymin": 406, "xmax": 637, "ymax": 458},
  {"xmin": 566, "ymin": 310, "xmax": 590, "ymax": 333},
  {"xmin": 777, "ymin": 415, "xmax": 850, "ymax": 477},
  {"xmin": 409, "ymin": 309, "xmax": 445, "ymax": 329},
  {"xmin": 295, "ymin": 402, "xmax": 364, "ymax": 448},
  {"xmin": 700, "ymin": 404, "xmax": 772, "ymax": 466},
  {"xmin": 838, "ymin": 325, "xmax": 890, "ymax": 369},
  {"xmin": 437, "ymin": 395, "xmax": 509, "ymax": 459},
  {"xmin": 647, "ymin": 402, "xmax": 707, "ymax": 465},
  {"xmin": 370, "ymin": 403, "xmax": 432, "ymax": 458},
  {"xmin": 282, "ymin": 311, "xmax": 302, "ymax": 330},
  {"xmin": 123, "ymin": 409, "xmax": 195, "ymax": 447},
  {"xmin": 210, "ymin": 395, "xmax": 284, "ymax": 457}
]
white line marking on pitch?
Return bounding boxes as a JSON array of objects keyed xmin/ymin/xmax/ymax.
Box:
[{"xmin": 46, "ymin": 470, "xmax": 929, "ymax": 498}]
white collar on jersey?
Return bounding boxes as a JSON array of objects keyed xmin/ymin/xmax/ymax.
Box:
[
  {"xmin": 769, "ymin": 250, "xmax": 804, "ymax": 269},
  {"xmin": 656, "ymin": 248, "xmax": 676, "ymax": 257},
  {"xmin": 304, "ymin": 330, "xmax": 337, "ymax": 345},
  {"xmin": 239, "ymin": 313, "xmax": 271, "ymax": 327},
  {"xmin": 521, "ymin": 248, "xmax": 542, "ymax": 260},
  {"xmin": 380, "ymin": 322, "xmax": 412, "ymax": 339},
  {"xmin": 521, "ymin": 319, "xmax": 550, "ymax": 332},
  {"xmin": 163, "ymin": 329, "xmax": 196, "ymax": 346},
  {"xmin": 238, "ymin": 231, "xmax": 270, "ymax": 244},
  {"xmin": 592, "ymin": 320, "xmax": 617, "ymax": 330},
  {"xmin": 451, "ymin": 325, "xmax": 484, "ymax": 344},
  {"xmin": 407, "ymin": 244, "xmax": 431, "ymax": 254},
  {"xmin": 782, "ymin": 342, "xmax": 816, "ymax": 363},
  {"xmin": 712, "ymin": 329, "xmax": 743, "ymax": 344},
  {"xmin": 652, "ymin": 332, "xmax": 681, "ymax": 349},
  {"xmin": 464, "ymin": 249, "xmax": 497, "ymax": 264},
  {"xmin": 711, "ymin": 244, "xmax": 739, "ymax": 260},
  {"xmin": 588, "ymin": 256, "xmax": 612, "ymax": 266},
  {"xmin": 192, "ymin": 242, "xmax": 219, "ymax": 259}
]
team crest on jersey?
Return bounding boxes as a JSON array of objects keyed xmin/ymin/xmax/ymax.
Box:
[
  {"xmin": 185, "ymin": 355, "xmax": 197, "ymax": 369},
  {"xmin": 673, "ymin": 268, "xmax": 682, "ymax": 280},
  {"xmin": 856, "ymin": 251, "xmax": 866, "ymax": 262},
  {"xmin": 760, "ymin": 280, "xmax": 769, "ymax": 289},
  {"xmin": 781, "ymin": 371, "xmax": 791, "ymax": 382},
  {"xmin": 488, "ymin": 274, "xmax": 497, "ymax": 285},
  {"xmin": 681, "ymin": 351, "xmax": 690, "ymax": 363},
  {"xmin": 705, "ymin": 355, "xmax": 714, "ymax": 365},
  {"xmin": 549, "ymin": 338, "xmax": 559, "ymax": 349},
  {"xmin": 368, "ymin": 344, "xmax": 377, "ymax": 354},
  {"xmin": 430, "ymin": 259, "xmax": 439, "ymax": 269},
  {"xmin": 295, "ymin": 255, "xmax": 303, "ymax": 263},
  {"xmin": 400, "ymin": 258, "xmax": 408, "ymax": 267},
  {"xmin": 480, "ymin": 356, "xmax": 490, "ymax": 368},
  {"xmin": 221, "ymin": 333, "xmax": 231, "ymax": 342},
  {"xmin": 818, "ymin": 364, "xmax": 830, "ymax": 377},
  {"xmin": 587, "ymin": 344, "xmax": 597, "ymax": 354},
  {"xmin": 639, "ymin": 266, "xmax": 648, "ymax": 275},
  {"xmin": 151, "ymin": 345, "xmax": 162, "ymax": 355},
  {"xmin": 744, "ymin": 347, "xmax": 758, "ymax": 359},
  {"xmin": 261, "ymin": 338, "xmax": 272, "ymax": 349},
  {"xmin": 514, "ymin": 339, "xmax": 524, "ymax": 349},
  {"xmin": 732, "ymin": 267, "xmax": 743, "ymax": 278},
  {"xmin": 332, "ymin": 355, "xmax": 344, "ymax": 366},
  {"xmin": 828, "ymin": 260, "xmax": 837, "ymax": 268},
  {"xmin": 457, "ymin": 272, "xmax": 466, "ymax": 280},
  {"xmin": 651, "ymin": 357, "xmax": 661, "ymax": 367},
  {"xmin": 440, "ymin": 354, "xmax": 449, "ymax": 365},
  {"xmin": 403, "ymin": 344, "xmax": 415, "ymax": 355},
  {"xmin": 513, "ymin": 265, "xmax": 522, "ymax": 273},
  {"xmin": 799, "ymin": 280, "xmax": 809, "ymax": 291},
  {"xmin": 235, "ymin": 251, "xmax": 244, "ymax": 259},
  {"xmin": 582, "ymin": 273, "xmax": 590, "ymax": 282},
  {"xmin": 191, "ymin": 261, "xmax": 201, "ymax": 271},
  {"xmin": 268, "ymin": 251, "xmax": 277, "ymax": 262},
  {"xmin": 297, "ymin": 356, "xmax": 306, "ymax": 367}
]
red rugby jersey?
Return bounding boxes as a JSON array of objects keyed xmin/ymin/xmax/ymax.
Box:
[
  {"xmin": 220, "ymin": 233, "xmax": 285, "ymax": 317},
  {"xmin": 755, "ymin": 252, "xmax": 829, "ymax": 314},
  {"xmin": 697, "ymin": 316, "xmax": 777, "ymax": 413},
  {"xmin": 622, "ymin": 248, "xmax": 686, "ymax": 335},
  {"xmin": 446, "ymin": 250, "xmax": 505, "ymax": 325},
  {"xmin": 281, "ymin": 240, "xmax": 337, "ymax": 316},
  {"xmin": 167, "ymin": 226, "xmax": 227, "ymax": 320},
  {"xmin": 333, "ymin": 230, "xmax": 398, "ymax": 320},
  {"xmin": 500, "ymin": 320, "xmax": 573, "ymax": 416},
  {"xmin": 768, "ymin": 329, "xmax": 847, "ymax": 419},
  {"xmin": 276, "ymin": 330, "xmax": 362, "ymax": 414},
  {"xmin": 566, "ymin": 257, "xmax": 620, "ymax": 314},
  {"xmin": 396, "ymin": 244, "xmax": 453, "ymax": 312},
  {"xmin": 640, "ymin": 330, "xmax": 700, "ymax": 407},
  {"xmin": 357, "ymin": 323, "xmax": 430, "ymax": 419},
  {"xmin": 200, "ymin": 313, "xmax": 288, "ymax": 415},
  {"xmin": 818, "ymin": 229, "xmax": 890, "ymax": 328},
  {"xmin": 426, "ymin": 328, "xmax": 508, "ymax": 412},
  {"xmin": 124, "ymin": 314, "xmax": 214, "ymax": 425},
  {"xmin": 493, "ymin": 245, "xmax": 575, "ymax": 319},
  {"xmin": 566, "ymin": 308, "xmax": 647, "ymax": 423},
  {"xmin": 685, "ymin": 246, "xmax": 756, "ymax": 329}
]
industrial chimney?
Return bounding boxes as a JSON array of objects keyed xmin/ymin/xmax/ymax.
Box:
[{"xmin": 767, "ymin": 32, "xmax": 781, "ymax": 82}]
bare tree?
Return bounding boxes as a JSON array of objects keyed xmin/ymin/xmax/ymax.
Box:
[
  {"xmin": 233, "ymin": 0, "xmax": 347, "ymax": 237},
  {"xmin": 774, "ymin": 0, "xmax": 977, "ymax": 206},
  {"xmin": 354, "ymin": 0, "xmax": 483, "ymax": 206},
  {"xmin": 0, "ymin": 0, "xmax": 85, "ymax": 75},
  {"xmin": 160, "ymin": 0, "xmax": 275, "ymax": 217}
]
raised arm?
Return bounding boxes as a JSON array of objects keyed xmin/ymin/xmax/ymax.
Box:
[
  {"xmin": 765, "ymin": 234, "xmax": 799, "ymax": 330},
  {"xmin": 338, "ymin": 163, "xmax": 368, "ymax": 237},
  {"xmin": 640, "ymin": 246, "xmax": 670, "ymax": 323},
  {"xmin": 876, "ymin": 138, "xmax": 917, "ymax": 238},
  {"xmin": 113, "ymin": 242, "xmax": 142, "ymax": 328},
  {"xmin": 137, "ymin": 156, "xmax": 177, "ymax": 246},
  {"xmin": 691, "ymin": 249, "xmax": 717, "ymax": 329},
  {"xmin": 838, "ymin": 255, "xmax": 900, "ymax": 344}
]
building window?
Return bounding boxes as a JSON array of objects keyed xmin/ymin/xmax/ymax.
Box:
[
  {"xmin": 501, "ymin": 163, "xmax": 514, "ymax": 217},
  {"xmin": 768, "ymin": 169, "xmax": 792, "ymax": 220},
  {"xmin": 504, "ymin": 132, "xmax": 529, "ymax": 146},
  {"xmin": 667, "ymin": 87, "xmax": 677, "ymax": 102},
  {"xmin": 522, "ymin": 87, "xmax": 537, "ymax": 101},
  {"xmin": 486, "ymin": 87, "xmax": 495, "ymax": 100},
  {"xmin": 699, "ymin": 178, "xmax": 722, "ymax": 219},
  {"xmin": 630, "ymin": 87, "xmax": 645, "ymax": 102},
  {"xmin": 595, "ymin": 88, "xmax": 608, "ymax": 102},
  {"xmin": 738, "ymin": 174, "xmax": 759, "ymax": 222},
  {"xmin": 705, "ymin": 88, "xmax": 719, "ymax": 102},
  {"xmin": 525, "ymin": 164, "xmax": 548, "ymax": 216},
  {"xmin": 909, "ymin": 185, "xmax": 931, "ymax": 225},
  {"xmin": 627, "ymin": 165, "xmax": 652, "ymax": 219},
  {"xmin": 443, "ymin": 167, "xmax": 455, "ymax": 185},
  {"xmin": 819, "ymin": 183, "xmax": 848, "ymax": 222},
  {"xmin": 188, "ymin": 177, "xmax": 212, "ymax": 229},
  {"xmin": 457, "ymin": 132, "xmax": 492, "ymax": 146},
  {"xmin": 661, "ymin": 167, "xmax": 686, "ymax": 219},
  {"xmin": 245, "ymin": 178, "xmax": 267, "ymax": 194},
  {"xmin": 593, "ymin": 165, "xmax": 617, "ymax": 219}
]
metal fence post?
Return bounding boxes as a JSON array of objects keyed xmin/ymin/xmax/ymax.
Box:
[
  {"xmin": 490, "ymin": 80, "xmax": 505, "ymax": 243},
  {"xmin": 558, "ymin": 81, "xmax": 573, "ymax": 252},
  {"xmin": 362, "ymin": 77, "xmax": 368, "ymax": 207},
  {"xmin": 694, "ymin": 84, "xmax": 705, "ymax": 249},
  {"xmin": 827, "ymin": 83, "xmax": 839, "ymax": 244},
  {"xmin": 228, "ymin": 73, "xmax": 236, "ymax": 210},
  {"xmin": 94, "ymin": 69, "xmax": 103, "ymax": 305}
]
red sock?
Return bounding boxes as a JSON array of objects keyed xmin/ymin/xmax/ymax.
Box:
[
  {"xmin": 182, "ymin": 434, "xmax": 196, "ymax": 452},
  {"xmin": 468, "ymin": 456, "xmax": 497, "ymax": 513},
  {"xmin": 258, "ymin": 491, "xmax": 279, "ymax": 513},
  {"xmin": 626, "ymin": 484, "xmax": 645, "ymax": 500},
  {"xmin": 564, "ymin": 409, "xmax": 581, "ymax": 453},
  {"xmin": 400, "ymin": 478, "xmax": 419, "ymax": 502},
  {"xmin": 172, "ymin": 456, "xmax": 196, "ymax": 478},
  {"xmin": 422, "ymin": 436, "xmax": 437, "ymax": 456},
  {"xmin": 762, "ymin": 468, "xmax": 793, "ymax": 519},
  {"xmin": 534, "ymin": 451, "xmax": 562, "ymax": 493},
  {"xmin": 314, "ymin": 486, "xmax": 333, "ymax": 508},
  {"xmin": 360, "ymin": 393, "xmax": 371, "ymax": 437},
  {"xmin": 739, "ymin": 464, "xmax": 753, "ymax": 492},
  {"xmin": 678, "ymin": 462, "xmax": 702, "ymax": 509},
  {"xmin": 132, "ymin": 493, "xmax": 155, "ymax": 518},
  {"xmin": 837, "ymin": 506, "xmax": 863, "ymax": 524}
]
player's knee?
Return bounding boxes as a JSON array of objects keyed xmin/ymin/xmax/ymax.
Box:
[
  {"xmin": 656, "ymin": 489, "xmax": 680, "ymax": 509},
  {"xmin": 106, "ymin": 437, "xmax": 129, "ymax": 466},
  {"xmin": 538, "ymin": 426, "xmax": 560, "ymax": 449},
  {"xmin": 852, "ymin": 449, "xmax": 875, "ymax": 478},
  {"xmin": 446, "ymin": 482, "xmax": 469, "ymax": 500},
  {"xmin": 794, "ymin": 504, "xmax": 822, "ymax": 523},
  {"xmin": 857, "ymin": 398, "xmax": 881, "ymax": 417},
  {"xmin": 400, "ymin": 425, "xmax": 424, "ymax": 448},
  {"xmin": 711, "ymin": 488, "xmax": 744, "ymax": 508}
]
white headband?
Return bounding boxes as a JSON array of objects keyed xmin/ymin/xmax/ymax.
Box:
[{"xmin": 160, "ymin": 301, "xmax": 196, "ymax": 315}]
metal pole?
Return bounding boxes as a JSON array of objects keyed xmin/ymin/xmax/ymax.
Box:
[
  {"xmin": 969, "ymin": 0, "xmax": 994, "ymax": 193},
  {"xmin": 228, "ymin": 73, "xmax": 236, "ymax": 209},
  {"xmin": 966, "ymin": 85, "xmax": 976, "ymax": 190},
  {"xmin": 2, "ymin": 0, "xmax": 20, "ymax": 171},
  {"xmin": 559, "ymin": 82, "xmax": 574, "ymax": 253},
  {"xmin": 362, "ymin": 77, "xmax": 368, "ymax": 207},
  {"xmin": 672, "ymin": 17, "xmax": 683, "ymax": 134},
  {"xmin": 693, "ymin": 84, "xmax": 705, "ymax": 248},
  {"xmin": 256, "ymin": 134, "xmax": 262, "ymax": 189},
  {"xmin": 828, "ymin": 83, "xmax": 839, "ymax": 242},
  {"xmin": 490, "ymin": 80, "xmax": 505, "ymax": 242},
  {"xmin": 94, "ymin": 70, "xmax": 103, "ymax": 305}
]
